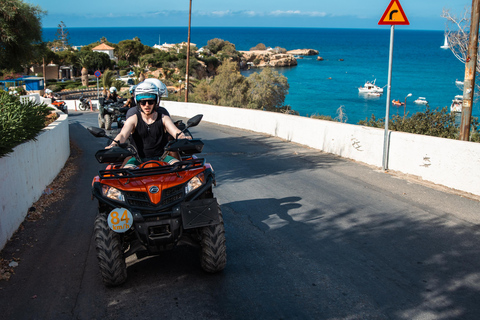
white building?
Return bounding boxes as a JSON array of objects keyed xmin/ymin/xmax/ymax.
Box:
[{"xmin": 92, "ymin": 43, "xmax": 116, "ymax": 60}]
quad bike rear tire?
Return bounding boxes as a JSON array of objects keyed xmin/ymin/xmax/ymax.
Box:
[
  {"xmin": 94, "ymin": 212, "xmax": 127, "ymax": 287},
  {"xmin": 98, "ymin": 114, "xmax": 105, "ymax": 128},
  {"xmin": 104, "ymin": 114, "xmax": 112, "ymax": 130},
  {"xmin": 200, "ymin": 206, "xmax": 227, "ymax": 273}
]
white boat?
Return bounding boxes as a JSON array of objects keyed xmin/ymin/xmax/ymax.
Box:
[
  {"xmin": 441, "ymin": 35, "xmax": 450, "ymax": 49},
  {"xmin": 414, "ymin": 97, "xmax": 428, "ymax": 105},
  {"xmin": 358, "ymin": 79, "xmax": 383, "ymax": 94},
  {"xmin": 450, "ymin": 95, "xmax": 463, "ymax": 113},
  {"xmin": 455, "ymin": 79, "xmax": 464, "ymax": 90}
]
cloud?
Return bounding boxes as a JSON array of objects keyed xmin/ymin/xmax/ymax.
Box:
[
  {"xmin": 210, "ymin": 10, "xmax": 231, "ymax": 17},
  {"xmin": 269, "ymin": 10, "xmax": 327, "ymax": 17},
  {"xmin": 193, "ymin": 10, "xmax": 326, "ymax": 18}
]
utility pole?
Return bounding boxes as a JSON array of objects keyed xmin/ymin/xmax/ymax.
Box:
[
  {"xmin": 185, "ymin": 0, "xmax": 192, "ymax": 103},
  {"xmin": 460, "ymin": 0, "xmax": 480, "ymax": 140}
]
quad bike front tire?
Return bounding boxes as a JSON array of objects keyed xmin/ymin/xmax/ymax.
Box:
[
  {"xmin": 104, "ymin": 114, "xmax": 112, "ymax": 130},
  {"xmin": 94, "ymin": 212, "xmax": 127, "ymax": 287},
  {"xmin": 200, "ymin": 206, "xmax": 227, "ymax": 273},
  {"xmin": 98, "ymin": 114, "xmax": 105, "ymax": 128}
]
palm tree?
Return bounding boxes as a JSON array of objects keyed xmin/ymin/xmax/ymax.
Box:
[
  {"xmin": 101, "ymin": 69, "xmax": 116, "ymax": 96},
  {"xmin": 78, "ymin": 55, "xmax": 90, "ymax": 87}
]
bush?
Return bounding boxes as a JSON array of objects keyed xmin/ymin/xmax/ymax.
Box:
[
  {"xmin": 46, "ymin": 84, "xmax": 61, "ymax": 92},
  {"xmin": 250, "ymin": 43, "xmax": 267, "ymax": 51},
  {"xmin": 65, "ymin": 83, "xmax": 78, "ymax": 90},
  {"xmin": 119, "ymin": 70, "xmax": 127, "ymax": 76},
  {"xmin": 358, "ymin": 107, "xmax": 480, "ymax": 141},
  {"xmin": 0, "ymin": 90, "xmax": 54, "ymax": 157}
]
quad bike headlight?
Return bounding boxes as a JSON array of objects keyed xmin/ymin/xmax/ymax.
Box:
[
  {"xmin": 102, "ymin": 185, "xmax": 125, "ymax": 202},
  {"xmin": 185, "ymin": 173, "xmax": 205, "ymax": 194}
]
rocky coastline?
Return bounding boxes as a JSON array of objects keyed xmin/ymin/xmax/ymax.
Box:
[{"xmin": 239, "ymin": 48, "xmax": 319, "ymax": 68}]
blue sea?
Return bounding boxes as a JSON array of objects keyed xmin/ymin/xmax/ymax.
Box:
[{"xmin": 42, "ymin": 27, "xmax": 478, "ymax": 124}]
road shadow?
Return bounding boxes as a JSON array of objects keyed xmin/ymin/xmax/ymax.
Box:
[
  {"xmin": 216, "ymin": 195, "xmax": 480, "ymax": 319},
  {"xmin": 199, "ymin": 135, "xmax": 344, "ymax": 185}
]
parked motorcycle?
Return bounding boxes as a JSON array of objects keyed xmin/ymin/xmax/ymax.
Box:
[
  {"xmin": 87, "ymin": 114, "xmax": 226, "ymax": 287},
  {"xmin": 98, "ymin": 98, "xmax": 126, "ymax": 130},
  {"xmin": 78, "ymin": 95, "xmax": 91, "ymax": 111}
]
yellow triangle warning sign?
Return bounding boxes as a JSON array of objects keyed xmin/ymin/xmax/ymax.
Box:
[{"xmin": 378, "ymin": 0, "xmax": 409, "ymax": 25}]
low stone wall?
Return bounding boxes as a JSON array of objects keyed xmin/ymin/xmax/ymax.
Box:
[
  {"xmin": 162, "ymin": 101, "xmax": 480, "ymax": 197},
  {"xmin": 0, "ymin": 112, "xmax": 70, "ymax": 250}
]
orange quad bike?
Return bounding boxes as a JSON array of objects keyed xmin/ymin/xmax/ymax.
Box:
[
  {"xmin": 51, "ymin": 97, "xmax": 68, "ymax": 114},
  {"xmin": 87, "ymin": 114, "xmax": 226, "ymax": 287}
]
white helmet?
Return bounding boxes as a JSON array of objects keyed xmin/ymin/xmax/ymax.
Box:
[
  {"xmin": 134, "ymin": 82, "xmax": 159, "ymax": 105},
  {"xmin": 45, "ymin": 88, "xmax": 52, "ymax": 94},
  {"xmin": 109, "ymin": 86, "xmax": 117, "ymax": 93},
  {"xmin": 144, "ymin": 78, "xmax": 168, "ymax": 98}
]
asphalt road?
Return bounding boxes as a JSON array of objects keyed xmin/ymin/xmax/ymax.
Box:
[{"xmin": 1, "ymin": 111, "xmax": 479, "ymax": 320}]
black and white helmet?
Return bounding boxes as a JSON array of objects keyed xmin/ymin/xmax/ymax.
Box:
[
  {"xmin": 144, "ymin": 78, "xmax": 168, "ymax": 98},
  {"xmin": 134, "ymin": 82, "xmax": 159, "ymax": 105}
]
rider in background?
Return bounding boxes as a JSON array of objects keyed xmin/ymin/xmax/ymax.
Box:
[
  {"xmin": 44, "ymin": 89, "xmax": 56, "ymax": 102},
  {"xmin": 105, "ymin": 86, "xmax": 118, "ymax": 102},
  {"xmin": 124, "ymin": 85, "xmax": 136, "ymax": 109}
]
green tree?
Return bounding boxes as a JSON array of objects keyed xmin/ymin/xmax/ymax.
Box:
[
  {"xmin": 0, "ymin": 0, "xmax": 45, "ymax": 71},
  {"xmin": 116, "ymin": 39, "xmax": 147, "ymax": 64},
  {"xmin": 246, "ymin": 67, "xmax": 289, "ymax": 111},
  {"xmin": 209, "ymin": 59, "xmax": 249, "ymax": 108},
  {"xmin": 57, "ymin": 50, "xmax": 77, "ymax": 66},
  {"xmin": 55, "ymin": 21, "xmax": 70, "ymax": 50},
  {"xmin": 205, "ymin": 38, "xmax": 235, "ymax": 54},
  {"xmin": 100, "ymin": 69, "xmax": 116, "ymax": 95},
  {"xmin": 30, "ymin": 42, "xmax": 58, "ymax": 66}
]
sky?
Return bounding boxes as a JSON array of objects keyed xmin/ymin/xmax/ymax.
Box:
[{"xmin": 27, "ymin": 0, "xmax": 469, "ymax": 30}]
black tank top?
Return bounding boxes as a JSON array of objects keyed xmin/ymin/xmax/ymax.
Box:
[{"xmin": 132, "ymin": 110, "xmax": 168, "ymax": 159}]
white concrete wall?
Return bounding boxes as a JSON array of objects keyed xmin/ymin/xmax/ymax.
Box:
[
  {"xmin": 162, "ymin": 101, "xmax": 480, "ymax": 197},
  {"xmin": 0, "ymin": 113, "xmax": 70, "ymax": 250}
]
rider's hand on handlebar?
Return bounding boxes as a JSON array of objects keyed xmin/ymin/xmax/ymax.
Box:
[
  {"xmin": 178, "ymin": 132, "xmax": 192, "ymax": 140},
  {"xmin": 105, "ymin": 142, "xmax": 117, "ymax": 149}
]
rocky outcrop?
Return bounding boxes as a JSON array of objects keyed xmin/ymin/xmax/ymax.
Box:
[
  {"xmin": 286, "ymin": 49, "xmax": 319, "ymax": 56},
  {"xmin": 240, "ymin": 50, "xmax": 297, "ymax": 68}
]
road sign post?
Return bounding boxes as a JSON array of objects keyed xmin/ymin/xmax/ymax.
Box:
[
  {"xmin": 378, "ymin": 0, "xmax": 409, "ymax": 171},
  {"xmin": 94, "ymin": 70, "xmax": 102, "ymax": 99}
]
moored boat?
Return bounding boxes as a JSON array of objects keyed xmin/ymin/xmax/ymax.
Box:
[
  {"xmin": 358, "ymin": 79, "xmax": 383, "ymax": 94},
  {"xmin": 414, "ymin": 97, "xmax": 428, "ymax": 105},
  {"xmin": 450, "ymin": 95, "xmax": 463, "ymax": 113},
  {"xmin": 392, "ymin": 99, "xmax": 404, "ymax": 106}
]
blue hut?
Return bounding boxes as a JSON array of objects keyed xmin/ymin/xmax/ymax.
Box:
[{"xmin": 0, "ymin": 77, "xmax": 44, "ymax": 92}]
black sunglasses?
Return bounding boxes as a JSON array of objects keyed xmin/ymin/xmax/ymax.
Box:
[{"xmin": 139, "ymin": 99, "xmax": 156, "ymax": 106}]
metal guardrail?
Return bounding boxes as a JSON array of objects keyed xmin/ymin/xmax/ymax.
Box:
[{"xmin": 55, "ymin": 88, "xmax": 104, "ymax": 100}]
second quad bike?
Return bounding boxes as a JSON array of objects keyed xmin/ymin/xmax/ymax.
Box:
[
  {"xmin": 88, "ymin": 114, "xmax": 226, "ymax": 287},
  {"xmin": 97, "ymin": 98, "xmax": 127, "ymax": 130}
]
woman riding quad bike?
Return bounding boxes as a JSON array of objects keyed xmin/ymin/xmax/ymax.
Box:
[{"xmin": 88, "ymin": 83, "xmax": 226, "ymax": 287}]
